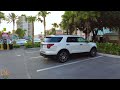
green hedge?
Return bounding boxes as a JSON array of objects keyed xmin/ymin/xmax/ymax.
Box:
[
  {"xmin": 24, "ymin": 41, "xmax": 33, "ymax": 48},
  {"xmin": 97, "ymin": 42, "xmax": 120, "ymax": 55},
  {"xmin": 24, "ymin": 41, "xmax": 41, "ymax": 48},
  {"xmin": 34, "ymin": 42, "xmax": 40, "ymax": 47},
  {"xmin": 13, "ymin": 44, "xmax": 20, "ymax": 48}
]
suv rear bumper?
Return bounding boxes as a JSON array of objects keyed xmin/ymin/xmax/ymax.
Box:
[
  {"xmin": 40, "ymin": 52, "xmax": 56, "ymax": 58},
  {"xmin": 40, "ymin": 49, "xmax": 57, "ymax": 55}
]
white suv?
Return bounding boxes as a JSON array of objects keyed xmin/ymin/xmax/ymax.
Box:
[{"xmin": 40, "ymin": 35, "xmax": 97, "ymax": 63}]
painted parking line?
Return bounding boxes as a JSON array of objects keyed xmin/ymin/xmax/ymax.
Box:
[
  {"xmin": 23, "ymin": 52, "xmax": 31, "ymax": 79},
  {"xmin": 37, "ymin": 56, "xmax": 103, "ymax": 72},
  {"xmin": 17, "ymin": 55, "xmax": 21, "ymax": 56},
  {"xmin": 26, "ymin": 51, "xmax": 39, "ymax": 53},
  {"xmin": 29, "ymin": 56, "xmax": 43, "ymax": 59}
]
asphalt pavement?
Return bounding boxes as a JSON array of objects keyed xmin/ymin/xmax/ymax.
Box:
[{"xmin": 0, "ymin": 48, "xmax": 120, "ymax": 79}]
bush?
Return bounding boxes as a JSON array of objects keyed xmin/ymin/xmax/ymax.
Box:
[
  {"xmin": 97, "ymin": 42, "xmax": 120, "ymax": 55},
  {"xmin": 34, "ymin": 42, "xmax": 40, "ymax": 47},
  {"xmin": 13, "ymin": 41, "xmax": 16, "ymax": 45},
  {"xmin": 24, "ymin": 41, "xmax": 41, "ymax": 48},
  {"xmin": 13, "ymin": 44, "xmax": 20, "ymax": 48},
  {"xmin": 24, "ymin": 41, "xmax": 33, "ymax": 48}
]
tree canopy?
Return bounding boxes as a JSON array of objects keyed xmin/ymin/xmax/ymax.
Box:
[
  {"xmin": 26, "ymin": 16, "xmax": 36, "ymax": 47},
  {"xmin": 15, "ymin": 28, "xmax": 26, "ymax": 38},
  {"xmin": 61, "ymin": 11, "xmax": 120, "ymax": 43},
  {"xmin": 0, "ymin": 11, "xmax": 5, "ymax": 24},
  {"xmin": 37, "ymin": 11, "xmax": 51, "ymax": 36},
  {"xmin": 7, "ymin": 13, "xmax": 18, "ymax": 34}
]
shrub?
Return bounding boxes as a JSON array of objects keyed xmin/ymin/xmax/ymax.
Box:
[
  {"xmin": 97, "ymin": 42, "xmax": 120, "ymax": 55},
  {"xmin": 13, "ymin": 44, "xmax": 20, "ymax": 48},
  {"xmin": 24, "ymin": 41, "xmax": 33, "ymax": 48},
  {"xmin": 13, "ymin": 41, "xmax": 16, "ymax": 45},
  {"xmin": 34, "ymin": 42, "xmax": 40, "ymax": 47},
  {"xmin": 24, "ymin": 41, "xmax": 41, "ymax": 48}
]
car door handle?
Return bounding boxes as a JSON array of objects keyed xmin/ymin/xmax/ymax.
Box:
[
  {"xmin": 80, "ymin": 44, "xmax": 83, "ymax": 45},
  {"xmin": 66, "ymin": 44, "xmax": 70, "ymax": 45}
]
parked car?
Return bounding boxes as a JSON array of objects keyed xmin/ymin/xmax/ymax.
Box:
[
  {"xmin": 34, "ymin": 38, "xmax": 41, "ymax": 43},
  {"xmin": 40, "ymin": 35, "xmax": 97, "ymax": 63},
  {"xmin": 16, "ymin": 39, "xmax": 27, "ymax": 46}
]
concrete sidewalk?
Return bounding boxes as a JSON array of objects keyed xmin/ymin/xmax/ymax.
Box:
[{"xmin": 98, "ymin": 53, "xmax": 120, "ymax": 58}]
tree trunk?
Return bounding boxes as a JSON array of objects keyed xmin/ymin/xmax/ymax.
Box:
[
  {"xmin": 69, "ymin": 29, "xmax": 72, "ymax": 35},
  {"xmin": 32, "ymin": 22, "xmax": 34, "ymax": 47},
  {"xmin": 44, "ymin": 17, "xmax": 46, "ymax": 37},
  {"xmin": 83, "ymin": 28, "xmax": 88, "ymax": 40},
  {"xmin": 75, "ymin": 28, "xmax": 77, "ymax": 35},
  {"xmin": 92, "ymin": 30, "xmax": 98, "ymax": 42},
  {"xmin": 118, "ymin": 28, "xmax": 120, "ymax": 45},
  {"xmin": 13, "ymin": 21, "xmax": 15, "ymax": 34},
  {"xmin": 84, "ymin": 21, "xmax": 89, "ymax": 40},
  {"xmin": 66, "ymin": 29, "xmax": 69, "ymax": 35},
  {"xmin": 85, "ymin": 32, "xmax": 87, "ymax": 40},
  {"xmin": 92, "ymin": 30, "xmax": 95, "ymax": 42}
]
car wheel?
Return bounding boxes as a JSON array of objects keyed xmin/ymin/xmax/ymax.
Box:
[
  {"xmin": 57, "ymin": 50, "xmax": 69, "ymax": 63},
  {"xmin": 90, "ymin": 48, "xmax": 97, "ymax": 57}
]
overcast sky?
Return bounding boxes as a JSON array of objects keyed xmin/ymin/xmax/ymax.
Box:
[{"xmin": 0, "ymin": 11, "xmax": 64, "ymax": 35}]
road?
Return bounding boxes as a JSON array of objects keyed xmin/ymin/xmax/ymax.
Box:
[{"xmin": 0, "ymin": 48, "xmax": 120, "ymax": 79}]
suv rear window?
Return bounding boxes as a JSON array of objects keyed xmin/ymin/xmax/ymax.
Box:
[{"xmin": 44, "ymin": 37, "xmax": 63, "ymax": 42}]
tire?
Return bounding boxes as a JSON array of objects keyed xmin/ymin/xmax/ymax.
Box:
[
  {"xmin": 57, "ymin": 50, "xmax": 69, "ymax": 63},
  {"xmin": 89, "ymin": 48, "xmax": 97, "ymax": 57}
]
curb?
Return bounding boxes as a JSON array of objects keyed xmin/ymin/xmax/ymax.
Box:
[{"xmin": 98, "ymin": 53, "xmax": 120, "ymax": 58}]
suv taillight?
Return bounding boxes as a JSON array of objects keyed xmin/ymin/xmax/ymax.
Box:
[{"xmin": 47, "ymin": 44, "xmax": 54, "ymax": 49}]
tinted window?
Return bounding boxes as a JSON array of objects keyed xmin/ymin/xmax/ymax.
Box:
[
  {"xmin": 44, "ymin": 37, "xmax": 63, "ymax": 42},
  {"xmin": 67, "ymin": 37, "xmax": 78, "ymax": 42},
  {"xmin": 67, "ymin": 37, "xmax": 86, "ymax": 42},
  {"xmin": 77, "ymin": 37, "xmax": 86, "ymax": 42}
]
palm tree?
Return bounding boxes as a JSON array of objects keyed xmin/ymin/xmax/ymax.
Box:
[
  {"xmin": 51, "ymin": 23, "xmax": 59, "ymax": 35},
  {"xmin": 26, "ymin": 16, "xmax": 36, "ymax": 47},
  {"xmin": 8, "ymin": 31, "xmax": 11, "ymax": 35},
  {"xmin": 7, "ymin": 13, "xmax": 18, "ymax": 34},
  {"xmin": 0, "ymin": 12, "xmax": 6, "ymax": 38},
  {"xmin": 36, "ymin": 16, "xmax": 43, "ymax": 34},
  {"xmin": 52, "ymin": 23, "xmax": 59, "ymax": 29},
  {"xmin": 37, "ymin": 11, "xmax": 51, "ymax": 37},
  {"xmin": 0, "ymin": 11, "xmax": 5, "ymax": 24},
  {"xmin": 59, "ymin": 23, "xmax": 62, "ymax": 29}
]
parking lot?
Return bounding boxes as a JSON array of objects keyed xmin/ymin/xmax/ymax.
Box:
[{"xmin": 1, "ymin": 48, "xmax": 120, "ymax": 79}]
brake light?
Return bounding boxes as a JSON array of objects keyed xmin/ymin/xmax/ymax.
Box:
[{"xmin": 47, "ymin": 44, "xmax": 54, "ymax": 49}]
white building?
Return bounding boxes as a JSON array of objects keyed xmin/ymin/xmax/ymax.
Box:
[{"xmin": 16, "ymin": 15, "xmax": 32, "ymax": 37}]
